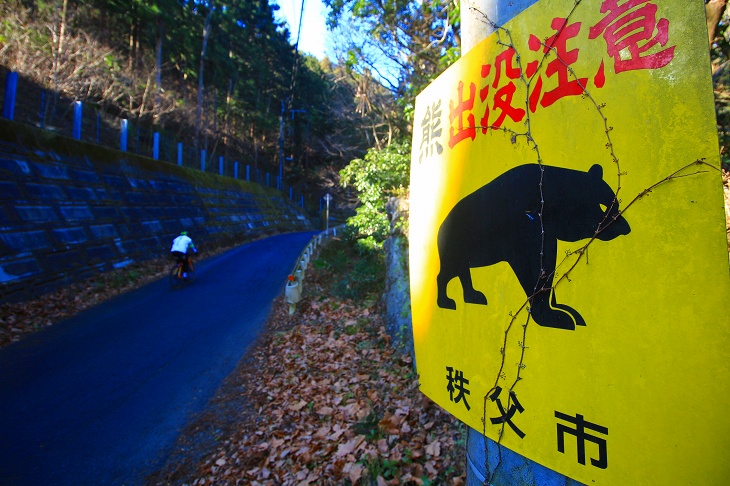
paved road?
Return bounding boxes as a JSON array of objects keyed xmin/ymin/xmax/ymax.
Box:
[{"xmin": 0, "ymin": 231, "xmax": 316, "ymax": 485}]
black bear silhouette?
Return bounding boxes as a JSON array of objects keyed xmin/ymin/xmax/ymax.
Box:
[{"xmin": 436, "ymin": 164, "xmax": 630, "ymax": 330}]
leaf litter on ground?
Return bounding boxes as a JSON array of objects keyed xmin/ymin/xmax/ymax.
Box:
[
  {"xmin": 150, "ymin": 240, "xmax": 467, "ymax": 485},
  {"xmin": 0, "ymin": 233, "xmax": 467, "ymax": 485}
]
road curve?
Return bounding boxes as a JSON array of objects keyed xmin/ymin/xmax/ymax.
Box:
[{"xmin": 0, "ymin": 231, "xmax": 317, "ymax": 485}]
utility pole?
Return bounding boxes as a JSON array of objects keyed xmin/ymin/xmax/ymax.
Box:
[
  {"xmin": 460, "ymin": 1, "xmax": 579, "ymax": 484},
  {"xmin": 461, "ymin": 0, "xmax": 496, "ymax": 53},
  {"xmin": 460, "ymin": 6, "xmax": 496, "ymax": 485}
]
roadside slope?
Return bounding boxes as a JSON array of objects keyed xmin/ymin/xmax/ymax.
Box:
[{"xmin": 150, "ymin": 239, "xmax": 466, "ymax": 486}]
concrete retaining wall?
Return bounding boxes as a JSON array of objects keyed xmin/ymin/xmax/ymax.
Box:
[{"xmin": 0, "ymin": 119, "xmax": 312, "ymax": 303}]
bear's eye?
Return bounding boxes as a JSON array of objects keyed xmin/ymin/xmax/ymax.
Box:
[{"xmin": 600, "ymin": 204, "xmax": 607, "ymax": 213}]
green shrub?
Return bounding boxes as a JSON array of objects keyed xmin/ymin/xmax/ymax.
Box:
[
  {"xmin": 314, "ymin": 238, "xmax": 384, "ymax": 301},
  {"xmin": 339, "ymin": 141, "xmax": 410, "ymax": 247}
]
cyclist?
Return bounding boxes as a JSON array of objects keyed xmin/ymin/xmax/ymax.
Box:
[{"xmin": 170, "ymin": 231, "xmax": 197, "ymax": 278}]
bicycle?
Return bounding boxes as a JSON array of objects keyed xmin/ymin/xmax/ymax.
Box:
[{"xmin": 169, "ymin": 254, "xmax": 195, "ymax": 289}]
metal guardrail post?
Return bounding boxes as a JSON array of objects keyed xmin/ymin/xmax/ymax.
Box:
[
  {"xmin": 284, "ymin": 231, "xmax": 327, "ymax": 315},
  {"xmin": 73, "ymin": 101, "xmax": 82, "ymax": 140},
  {"xmin": 153, "ymin": 132, "xmax": 160, "ymax": 160},
  {"xmin": 2, "ymin": 71, "xmax": 18, "ymax": 120},
  {"xmin": 120, "ymin": 119, "xmax": 128, "ymax": 152}
]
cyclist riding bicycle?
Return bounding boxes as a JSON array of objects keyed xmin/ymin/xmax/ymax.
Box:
[{"xmin": 170, "ymin": 231, "xmax": 197, "ymax": 278}]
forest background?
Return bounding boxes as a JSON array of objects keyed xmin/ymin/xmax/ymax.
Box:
[
  {"xmin": 0, "ymin": 0, "xmax": 457, "ymax": 220},
  {"xmin": 0, "ymin": 0, "xmax": 726, "ymax": 238},
  {"xmin": 0, "ymin": 2, "xmax": 728, "ymax": 482}
]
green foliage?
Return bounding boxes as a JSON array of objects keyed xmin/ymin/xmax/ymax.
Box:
[
  {"xmin": 0, "ymin": 0, "xmax": 379, "ymax": 190},
  {"xmin": 323, "ymin": 0, "xmax": 459, "ymax": 117},
  {"xmin": 314, "ymin": 237, "xmax": 385, "ymax": 301},
  {"xmin": 339, "ymin": 140, "xmax": 410, "ymax": 246},
  {"xmin": 353, "ymin": 411, "xmax": 382, "ymax": 440},
  {"xmin": 361, "ymin": 455, "xmax": 401, "ymax": 481}
]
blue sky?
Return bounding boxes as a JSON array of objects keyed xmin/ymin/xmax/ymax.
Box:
[{"xmin": 273, "ymin": 0, "xmax": 330, "ymax": 60}]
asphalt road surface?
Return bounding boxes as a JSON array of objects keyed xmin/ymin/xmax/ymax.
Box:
[{"xmin": 0, "ymin": 231, "xmax": 317, "ymax": 485}]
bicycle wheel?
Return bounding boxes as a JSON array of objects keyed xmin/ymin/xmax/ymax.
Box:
[{"xmin": 169, "ymin": 264, "xmax": 183, "ymax": 289}]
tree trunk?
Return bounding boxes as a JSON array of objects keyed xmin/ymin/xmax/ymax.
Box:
[
  {"xmin": 224, "ymin": 78, "xmax": 234, "ymax": 160},
  {"xmin": 58, "ymin": 0, "xmax": 69, "ymax": 58},
  {"xmin": 195, "ymin": 7, "xmax": 214, "ymax": 149},
  {"xmin": 155, "ymin": 18, "xmax": 164, "ymax": 121},
  {"xmin": 128, "ymin": 2, "xmax": 138, "ymax": 71}
]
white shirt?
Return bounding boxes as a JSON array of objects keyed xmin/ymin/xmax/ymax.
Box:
[{"xmin": 170, "ymin": 235, "xmax": 193, "ymax": 253}]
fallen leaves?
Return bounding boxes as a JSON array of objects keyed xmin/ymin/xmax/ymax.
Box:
[
  {"xmin": 0, "ymin": 259, "xmax": 168, "ymax": 348},
  {"xmin": 0, "ymin": 235, "xmax": 266, "ymax": 349},
  {"xmin": 151, "ymin": 252, "xmax": 466, "ymax": 485}
]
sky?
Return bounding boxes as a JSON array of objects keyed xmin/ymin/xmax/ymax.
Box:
[{"xmin": 273, "ymin": 0, "xmax": 331, "ymax": 60}]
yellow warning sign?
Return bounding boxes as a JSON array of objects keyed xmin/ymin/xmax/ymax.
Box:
[{"xmin": 409, "ymin": 0, "xmax": 730, "ymax": 484}]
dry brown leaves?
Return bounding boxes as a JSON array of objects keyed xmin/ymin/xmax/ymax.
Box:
[
  {"xmin": 0, "ymin": 258, "xmax": 168, "ymax": 348},
  {"xmin": 1, "ymin": 235, "xmax": 467, "ymax": 485},
  {"xmin": 0, "ymin": 236, "xmax": 268, "ymax": 349},
  {"xmin": 171, "ymin": 268, "xmax": 466, "ymax": 486}
]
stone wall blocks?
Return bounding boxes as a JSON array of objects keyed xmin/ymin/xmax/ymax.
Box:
[
  {"xmin": 142, "ymin": 221, "xmax": 163, "ymax": 234},
  {"xmin": 95, "ymin": 188, "xmax": 122, "ymax": 201},
  {"xmin": 114, "ymin": 240, "xmax": 139, "ymax": 254},
  {"xmin": 0, "ymin": 181, "xmax": 22, "ymax": 200},
  {"xmin": 52, "ymin": 227, "xmax": 88, "ymax": 245},
  {"xmin": 115, "ymin": 224, "xmax": 131, "ymax": 238},
  {"xmin": 71, "ymin": 169, "xmax": 101, "ymax": 183},
  {"xmin": 103, "ymin": 175, "xmax": 130, "ymax": 188},
  {"xmin": 147, "ymin": 207, "xmax": 164, "ymax": 218},
  {"xmin": 120, "ymin": 207, "xmax": 144, "ymax": 220},
  {"xmin": 0, "ymin": 230, "xmax": 49, "ymax": 252},
  {"xmin": 0, "ymin": 206, "xmax": 13, "ymax": 226},
  {"xmin": 139, "ymin": 237, "xmax": 161, "ymax": 251},
  {"xmin": 36, "ymin": 149, "xmax": 60, "ymax": 162},
  {"xmin": 148, "ymin": 180, "xmax": 167, "ymax": 191},
  {"xmin": 162, "ymin": 219, "xmax": 181, "ymax": 233},
  {"xmin": 112, "ymin": 259, "xmax": 134, "ymax": 269},
  {"xmin": 128, "ymin": 178, "xmax": 150, "ymax": 189},
  {"xmin": 0, "ymin": 158, "xmax": 32, "ymax": 177},
  {"xmin": 86, "ymin": 245, "xmax": 118, "ymax": 262},
  {"xmin": 125, "ymin": 223, "xmax": 143, "ymax": 236},
  {"xmin": 124, "ymin": 192, "xmax": 146, "ymax": 204},
  {"xmin": 90, "ymin": 224, "xmax": 119, "ymax": 240},
  {"xmin": 91, "ymin": 205, "xmax": 119, "ymax": 220},
  {"xmin": 59, "ymin": 205, "xmax": 93, "ymax": 222},
  {"xmin": 15, "ymin": 205, "xmax": 58, "ymax": 223},
  {"xmin": 0, "ymin": 130, "xmax": 312, "ymax": 302},
  {"xmin": 41, "ymin": 249, "xmax": 83, "ymax": 273},
  {"xmin": 63, "ymin": 154, "xmax": 94, "ymax": 169},
  {"xmin": 31, "ymin": 162, "xmax": 70, "ymax": 180},
  {"xmin": 26, "ymin": 183, "xmax": 67, "ymax": 200},
  {"xmin": 66, "ymin": 186, "xmax": 97, "ymax": 201}
]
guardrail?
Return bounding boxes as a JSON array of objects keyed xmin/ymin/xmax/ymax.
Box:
[
  {"xmin": 0, "ymin": 70, "xmax": 308, "ymax": 205},
  {"xmin": 284, "ymin": 225, "xmax": 345, "ymax": 314}
]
